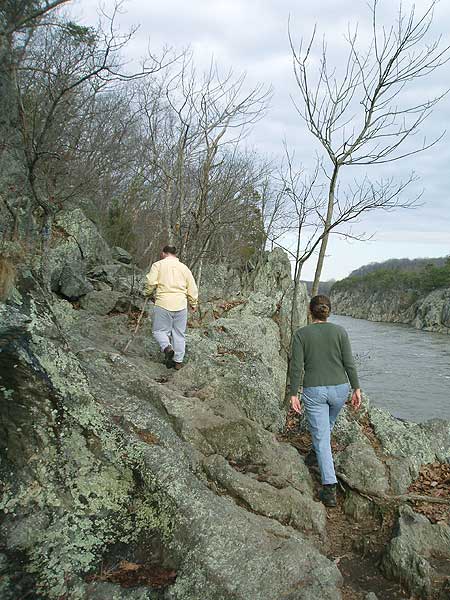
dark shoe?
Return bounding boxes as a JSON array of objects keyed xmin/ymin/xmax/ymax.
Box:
[
  {"xmin": 304, "ymin": 448, "xmax": 318, "ymax": 468},
  {"xmin": 319, "ymin": 484, "xmax": 337, "ymax": 507},
  {"xmin": 163, "ymin": 345, "xmax": 175, "ymax": 361},
  {"xmin": 173, "ymin": 362, "xmax": 184, "ymax": 370}
]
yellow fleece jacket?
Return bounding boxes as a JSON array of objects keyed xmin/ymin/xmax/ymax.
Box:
[{"xmin": 145, "ymin": 257, "xmax": 198, "ymax": 311}]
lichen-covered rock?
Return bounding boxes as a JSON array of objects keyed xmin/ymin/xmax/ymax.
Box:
[
  {"xmin": 335, "ymin": 440, "xmax": 389, "ymax": 496},
  {"xmin": 80, "ymin": 289, "xmax": 123, "ymax": 315},
  {"xmin": 251, "ymin": 248, "xmax": 292, "ymax": 298},
  {"xmin": 112, "ymin": 246, "xmax": 133, "ymax": 264},
  {"xmin": 412, "ymin": 288, "xmax": 450, "ymax": 332},
  {"xmin": 198, "ymin": 263, "xmax": 242, "ymax": 302},
  {"xmin": 174, "ymin": 314, "xmax": 288, "ymax": 431},
  {"xmin": 57, "ymin": 262, "xmax": 93, "ymax": 300},
  {"xmin": 202, "ymin": 454, "xmax": 327, "ymax": 542},
  {"xmin": 382, "ymin": 506, "xmax": 450, "ymax": 598},
  {"xmin": 0, "ymin": 268, "xmax": 343, "ymax": 600},
  {"xmin": 332, "ymin": 285, "xmax": 450, "ymax": 333},
  {"xmin": 47, "ymin": 208, "xmax": 112, "ymax": 286},
  {"xmin": 369, "ymin": 409, "xmax": 450, "ymax": 467}
]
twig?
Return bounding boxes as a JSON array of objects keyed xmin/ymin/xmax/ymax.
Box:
[{"xmin": 123, "ymin": 298, "xmax": 149, "ymax": 354}]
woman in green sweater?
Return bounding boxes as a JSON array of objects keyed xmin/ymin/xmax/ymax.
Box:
[{"xmin": 290, "ymin": 294, "xmax": 361, "ymax": 507}]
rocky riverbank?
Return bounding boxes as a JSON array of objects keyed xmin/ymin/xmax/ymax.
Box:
[
  {"xmin": 1, "ymin": 209, "xmax": 449, "ymax": 599},
  {"xmin": 331, "ymin": 287, "xmax": 450, "ymax": 333}
]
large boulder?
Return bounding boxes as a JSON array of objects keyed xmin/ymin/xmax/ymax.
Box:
[
  {"xmin": 382, "ymin": 506, "xmax": 450, "ymax": 598},
  {"xmin": 47, "ymin": 208, "xmax": 112, "ymax": 288},
  {"xmin": 369, "ymin": 409, "xmax": 450, "ymax": 469},
  {"xmin": 176, "ymin": 315, "xmax": 287, "ymax": 431},
  {"xmin": 335, "ymin": 440, "xmax": 389, "ymax": 496},
  {"xmin": 56, "ymin": 262, "xmax": 93, "ymax": 300},
  {"xmin": 112, "ymin": 246, "xmax": 133, "ymax": 264},
  {"xmin": 80, "ymin": 289, "xmax": 123, "ymax": 315}
]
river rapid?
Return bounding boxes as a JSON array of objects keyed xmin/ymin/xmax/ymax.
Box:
[{"xmin": 331, "ymin": 314, "xmax": 450, "ymax": 422}]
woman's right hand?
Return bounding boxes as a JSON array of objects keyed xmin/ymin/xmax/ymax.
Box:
[
  {"xmin": 351, "ymin": 388, "xmax": 362, "ymax": 410},
  {"xmin": 290, "ymin": 395, "xmax": 302, "ymax": 414}
]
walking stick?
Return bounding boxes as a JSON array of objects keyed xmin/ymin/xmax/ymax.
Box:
[{"xmin": 123, "ymin": 297, "xmax": 149, "ymax": 354}]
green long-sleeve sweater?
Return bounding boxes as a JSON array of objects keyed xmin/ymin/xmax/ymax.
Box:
[{"xmin": 289, "ymin": 322, "xmax": 360, "ymax": 396}]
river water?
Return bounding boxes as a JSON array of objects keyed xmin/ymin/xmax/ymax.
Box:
[{"xmin": 331, "ymin": 314, "xmax": 450, "ymax": 423}]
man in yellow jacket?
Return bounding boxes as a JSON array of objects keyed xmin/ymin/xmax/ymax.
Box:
[{"xmin": 145, "ymin": 246, "xmax": 198, "ymax": 370}]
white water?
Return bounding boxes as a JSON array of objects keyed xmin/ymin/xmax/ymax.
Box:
[{"xmin": 331, "ymin": 314, "xmax": 450, "ymax": 422}]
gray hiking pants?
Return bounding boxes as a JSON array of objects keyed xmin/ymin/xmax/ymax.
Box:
[{"xmin": 152, "ymin": 305, "xmax": 188, "ymax": 362}]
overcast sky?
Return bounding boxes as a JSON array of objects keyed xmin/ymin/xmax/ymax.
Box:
[{"xmin": 71, "ymin": 0, "xmax": 450, "ymax": 280}]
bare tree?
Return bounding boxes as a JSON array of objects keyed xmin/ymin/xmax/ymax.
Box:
[
  {"xmin": 135, "ymin": 56, "xmax": 271, "ymax": 277},
  {"xmin": 289, "ymin": 0, "xmax": 450, "ymax": 296},
  {"xmin": 1, "ymin": 0, "xmax": 170, "ymax": 288},
  {"xmin": 269, "ymin": 144, "xmax": 419, "ymax": 336}
]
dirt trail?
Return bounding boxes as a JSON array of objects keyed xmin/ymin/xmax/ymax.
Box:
[{"xmin": 282, "ymin": 427, "xmax": 411, "ymax": 600}]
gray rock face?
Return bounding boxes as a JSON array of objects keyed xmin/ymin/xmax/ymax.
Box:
[
  {"xmin": 251, "ymin": 248, "xmax": 292, "ymax": 297},
  {"xmin": 88, "ymin": 263, "xmax": 137, "ymax": 289},
  {"xmin": 336, "ymin": 440, "xmax": 389, "ymax": 496},
  {"xmin": 331, "ymin": 287, "xmax": 417, "ymax": 323},
  {"xmin": 382, "ymin": 506, "xmax": 450, "ymax": 598},
  {"xmin": 4, "ymin": 211, "xmax": 450, "ymax": 600},
  {"xmin": 47, "ymin": 208, "xmax": 112, "ymax": 286},
  {"xmin": 369, "ymin": 409, "xmax": 450, "ymax": 467},
  {"xmin": 57, "ymin": 262, "xmax": 93, "ymax": 300},
  {"xmin": 412, "ymin": 288, "xmax": 450, "ymax": 332},
  {"xmin": 0, "ymin": 255, "xmax": 339, "ymax": 600},
  {"xmin": 80, "ymin": 289, "xmax": 123, "ymax": 315},
  {"xmin": 202, "ymin": 454, "xmax": 327, "ymax": 542},
  {"xmin": 198, "ymin": 263, "xmax": 242, "ymax": 302},
  {"xmin": 332, "ymin": 286, "xmax": 450, "ymax": 333},
  {"xmin": 112, "ymin": 246, "xmax": 133, "ymax": 264}
]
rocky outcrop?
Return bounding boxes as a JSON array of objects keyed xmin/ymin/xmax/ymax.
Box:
[
  {"xmin": 1, "ymin": 214, "xmax": 449, "ymax": 600},
  {"xmin": 382, "ymin": 506, "xmax": 450, "ymax": 598},
  {"xmin": 0, "ymin": 270, "xmax": 342, "ymax": 600},
  {"xmin": 331, "ymin": 286, "xmax": 450, "ymax": 333}
]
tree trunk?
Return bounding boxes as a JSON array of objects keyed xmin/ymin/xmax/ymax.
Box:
[
  {"xmin": 311, "ymin": 164, "xmax": 339, "ymax": 296},
  {"xmin": 163, "ymin": 180, "xmax": 174, "ymax": 245},
  {"xmin": 0, "ymin": 32, "xmax": 33, "ymax": 243}
]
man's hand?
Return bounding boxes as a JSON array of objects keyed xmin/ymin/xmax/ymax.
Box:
[
  {"xmin": 290, "ymin": 395, "xmax": 302, "ymax": 414},
  {"xmin": 351, "ymin": 388, "xmax": 362, "ymax": 410}
]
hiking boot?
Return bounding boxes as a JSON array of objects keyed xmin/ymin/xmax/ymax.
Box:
[
  {"xmin": 163, "ymin": 345, "xmax": 175, "ymax": 361},
  {"xmin": 304, "ymin": 448, "xmax": 318, "ymax": 468},
  {"xmin": 319, "ymin": 484, "xmax": 337, "ymax": 507},
  {"xmin": 173, "ymin": 362, "xmax": 184, "ymax": 370}
]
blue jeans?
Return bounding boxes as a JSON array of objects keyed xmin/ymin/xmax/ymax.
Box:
[{"xmin": 302, "ymin": 384, "xmax": 350, "ymax": 484}]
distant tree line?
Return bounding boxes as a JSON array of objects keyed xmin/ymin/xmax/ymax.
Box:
[
  {"xmin": 349, "ymin": 257, "xmax": 448, "ymax": 278},
  {"xmin": 332, "ymin": 257, "xmax": 450, "ymax": 294}
]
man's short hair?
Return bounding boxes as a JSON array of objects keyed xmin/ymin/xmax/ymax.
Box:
[{"xmin": 163, "ymin": 245, "xmax": 177, "ymax": 255}]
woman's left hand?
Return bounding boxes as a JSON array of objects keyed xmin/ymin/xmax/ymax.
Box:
[{"xmin": 291, "ymin": 395, "xmax": 302, "ymax": 414}]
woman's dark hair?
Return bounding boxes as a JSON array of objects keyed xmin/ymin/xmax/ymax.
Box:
[
  {"xmin": 162, "ymin": 245, "xmax": 177, "ymax": 255},
  {"xmin": 310, "ymin": 295, "xmax": 331, "ymax": 321}
]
